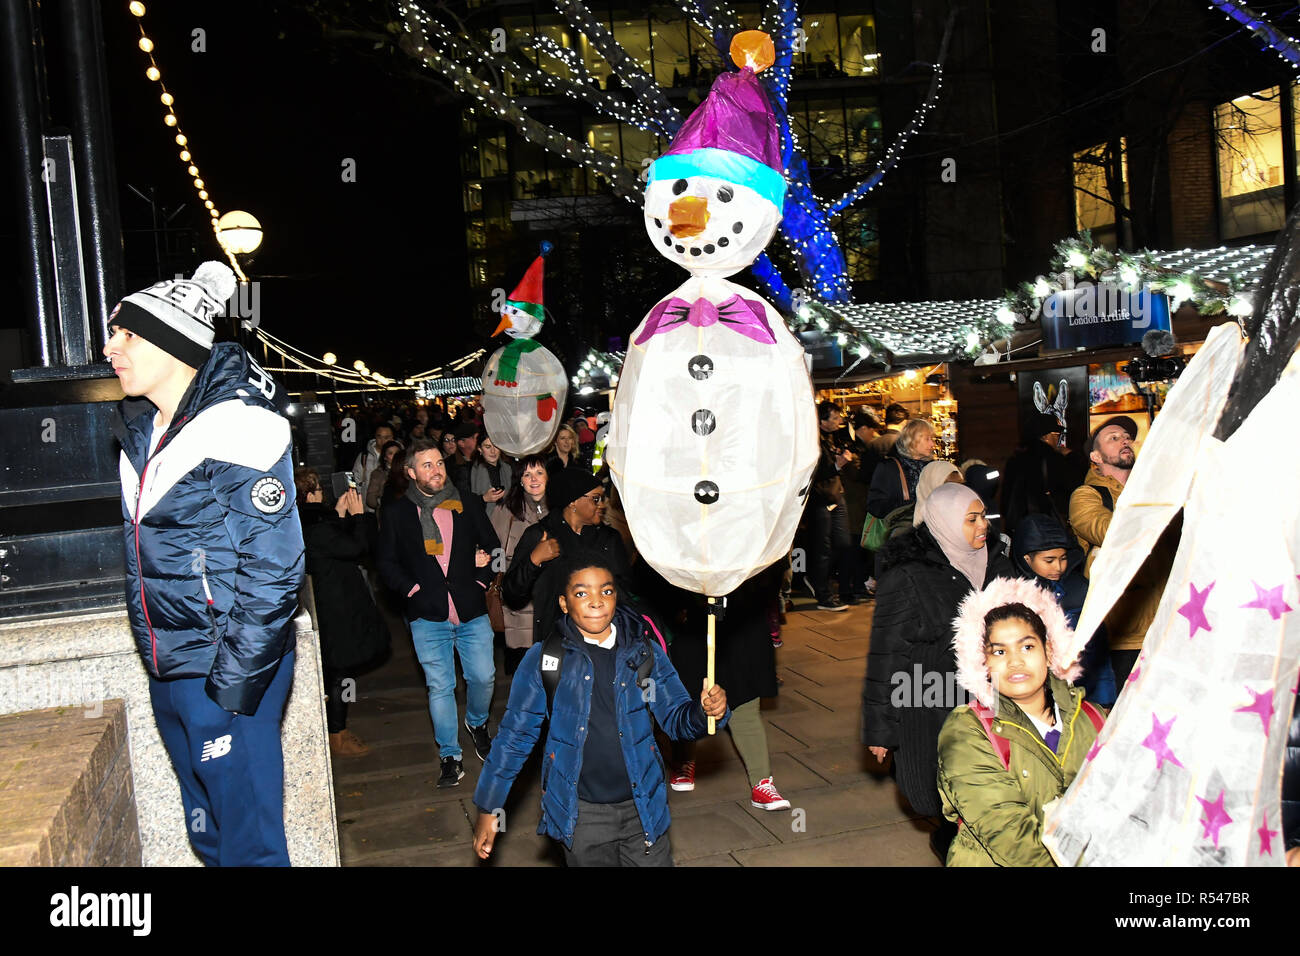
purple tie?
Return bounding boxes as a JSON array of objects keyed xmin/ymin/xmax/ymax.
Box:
[{"xmin": 1044, "ymin": 728, "xmax": 1060, "ymax": 753}]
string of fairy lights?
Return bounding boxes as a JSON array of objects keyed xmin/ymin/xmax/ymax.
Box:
[
  {"xmin": 254, "ymin": 326, "xmax": 488, "ymax": 392},
  {"xmin": 1209, "ymin": 0, "xmax": 1300, "ymax": 69},
  {"xmin": 125, "ymin": 2, "xmax": 249, "ymax": 280}
]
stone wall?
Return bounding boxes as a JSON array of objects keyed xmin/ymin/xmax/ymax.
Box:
[
  {"xmin": 0, "ymin": 699, "xmax": 140, "ymax": 866},
  {"xmin": 0, "ymin": 608, "xmax": 339, "ymax": 866}
]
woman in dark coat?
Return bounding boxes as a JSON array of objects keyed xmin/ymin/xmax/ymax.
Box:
[
  {"xmin": 667, "ymin": 563, "xmax": 789, "ymax": 809},
  {"xmin": 295, "ymin": 469, "xmax": 391, "ymax": 758},
  {"xmin": 502, "ymin": 469, "xmax": 630, "ymax": 647},
  {"xmin": 861, "ymin": 482, "xmax": 1012, "ymax": 859},
  {"xmin": 866, "ymin": 418, "xmax": 936, "ymax": 521}
]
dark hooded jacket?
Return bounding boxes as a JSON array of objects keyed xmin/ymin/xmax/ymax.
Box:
[
  {"xmin": 113, "ymin": 343, "xmax": 304, "ymax": 715},
  {"xmin": 1010, "ymin": 514, "xmax": 1116, "ymax": 708},
  {"xmin": 502, "ymin": 508, "xmax": 632, "ymax": 646},
  {"xmin": 861, "ymin": 524, "xmax": 1012, "ymax": 817},
  {"xmin": 1010, "ymin": 514, "xmax": 1088, "ymax": 628},
  {"xmin": 300, "ymin": 503, "xmax": 389, "ymax": 672}
]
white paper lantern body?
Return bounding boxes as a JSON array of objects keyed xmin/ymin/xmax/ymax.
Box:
[
  {"xmin": 608, "ymin": 274, "xmax": 818, "ymax": 596},
  {"xmin": 481, "ymin": 344, "xmax": 568, "ymax": 457}
]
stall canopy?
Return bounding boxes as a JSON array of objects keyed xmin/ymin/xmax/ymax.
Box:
[
  {"xmin": 418, "ymin": 375, "xmax": 484, "ymax": 398},
  {"xmin": 819, "ymin": 244, "xmax": 1276, "ymax": 371}
]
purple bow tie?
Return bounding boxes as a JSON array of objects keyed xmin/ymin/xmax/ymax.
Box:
[{"xmin": 634, "ymin": 294, "xmax": 777, "ymax": 346}]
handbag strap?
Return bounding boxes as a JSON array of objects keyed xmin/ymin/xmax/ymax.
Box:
[{"xmin": 896, "ymin": 458, "xmax": 910, "ymax": 502}]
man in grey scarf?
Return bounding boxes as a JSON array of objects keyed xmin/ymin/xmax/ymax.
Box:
[{"xmin": 377, "ymin": 438, "xmax": 500, "ymax": 788}]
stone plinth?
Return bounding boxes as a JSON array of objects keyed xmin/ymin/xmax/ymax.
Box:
[
  {"xmin": 0, "ymin": 699, "xmax": 140, "ymax": 866},
  {"xmin": 0, "ymin": 608, "xmax": 339, "ymax": 866}
]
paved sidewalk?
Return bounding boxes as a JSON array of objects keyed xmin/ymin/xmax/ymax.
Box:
[{"xmin": 330, "ymin": 597, "xmax": 939, "ymax": 867}]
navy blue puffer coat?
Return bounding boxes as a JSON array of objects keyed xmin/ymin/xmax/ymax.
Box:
[{"xmin": 113, "ymin": 343, "xmax": 304, "ymax": 715}]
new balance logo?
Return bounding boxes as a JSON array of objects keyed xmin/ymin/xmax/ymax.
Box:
[{"xmin": 200, "ymin": 735, "xmax": 232, "ymax": 761}]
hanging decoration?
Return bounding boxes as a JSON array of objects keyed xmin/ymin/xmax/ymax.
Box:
[
  {"xmin": 1209, "ymin": 0, "xmax": 1300, "ymax": 69},
  {"xmin": 607, "ymin": 33, "xmax": 819, "ymax": 727},
  {"xmin": 125, "ymin": 2, "xmax": 249, "ymax": 279},
  {"xmin": 481, "ymin": 242, "xmax": 569, "ymax": 456}
]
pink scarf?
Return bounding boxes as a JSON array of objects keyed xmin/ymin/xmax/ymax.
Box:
[{"xmin": 922, "ymin": 483, "xmax": 988, "ymax": 590}]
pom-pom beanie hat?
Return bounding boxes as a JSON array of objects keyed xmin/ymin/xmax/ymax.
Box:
[{"xmin": 110, "ymin": 261, "xmax": 236, "ymax": 369}]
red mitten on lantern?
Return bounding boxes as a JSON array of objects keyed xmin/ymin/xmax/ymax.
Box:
[{"xmin": 537, "ymin": 394, "xmax": 557, "ymax": 422}]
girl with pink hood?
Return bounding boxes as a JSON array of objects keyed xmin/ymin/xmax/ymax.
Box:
[{"xmin": 935, "ymin": 577, "xmax": 1104, "ymax": 866}]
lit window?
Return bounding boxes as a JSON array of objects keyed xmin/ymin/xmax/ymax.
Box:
[
  {"xmin": 797, "ymin": 14, "xmax": 841, "ymax": 78},
  {"xmin": 839, "ymin": 15, "xmax": 879, "ymax": 76},
  {"xmin": 1216, "ymin": 87, "xmax": 1284, "ymax": 240},
  {"xmin": 840, "ymin": 207, "xmax": 879, "ymax": 282},
  {"xmin": 1073, "ymin": 139, "xmax": 1129, "ymax": 249}
]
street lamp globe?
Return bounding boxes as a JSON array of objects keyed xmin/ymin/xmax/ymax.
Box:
[
  {"xmin": 216, "ymin": 210, "xmax": 263, "ymax": 255},
  {"xmin": 322, "ymin": 352, "xmax": 337, "ymax": 366},
  {"xmin": 353, "ymin": 360, "xmax": 367, "ymax": 372}
]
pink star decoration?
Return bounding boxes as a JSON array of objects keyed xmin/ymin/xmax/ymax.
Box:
[
  {"xmin": 1240, "ymin": 581, "xmax": 1293, "ymax": 621},
  {"xmin": 1126, "ymin": 654, "xmax": 1144, "ymax": 685},
  {"xmin": 1140, "ymin": 713, "xmax": 1184, "ymax": 771},
  {"xmin": 1086, "ymin": 739, "xmax": 1102, "ymax": 762},
  {"xmin": 1196, "ymin": 790, "xmax": 1233, "ymax": 849},
  {"xmin": 1258, "ymin": 813, "xmax": 1279, "ymax": 857},
  {"xmin": 1234, "ymin": 687, "xmax": 1276, "ymax": 735},
  {"xmin": 1177, "ymin": 581, "xmax": 1214, "ymax": 638}
]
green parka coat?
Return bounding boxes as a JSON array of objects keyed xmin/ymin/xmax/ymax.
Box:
[{"xmin": 937, "ymin": 675, "xmax": 1101, "ymax": 866}]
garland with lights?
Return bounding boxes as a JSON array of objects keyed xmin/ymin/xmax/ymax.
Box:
[
  {"xmin": 996, "ymin": 230, "xmax": 1257, "ymax": 328},
  {"xmin": 1210, "ymin": 0, "xmax": 1300, "ymax": 69},
  {"xmin": 388, "ymin": 0, "xmax": 950, "ymax": 315},
  {"xmin": 125, "ymin": 2, "xmax": 247, "ymax": 279}
]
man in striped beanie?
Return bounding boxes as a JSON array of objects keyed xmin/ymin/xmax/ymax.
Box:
[{"xmin": 105, "ymin": 261, "xmax": 305, "ymax": 866}]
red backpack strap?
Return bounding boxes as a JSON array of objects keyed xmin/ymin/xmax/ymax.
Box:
[
  {"xmin": 1079, "ymin": 700, "xmax": 1105, "ymax": 733},
  {"xmin": 968, "ymin": 701, "xmax": 1011, "ymax": 771}
]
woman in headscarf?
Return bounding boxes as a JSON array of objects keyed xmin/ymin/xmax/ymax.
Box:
[
  {"xmin": 861, "ymin": 482, "xmax": 1012, "ymax": 861},
  {"xmin": 910, "ymin": 460, "xmax": 964, "ymax": 529}
]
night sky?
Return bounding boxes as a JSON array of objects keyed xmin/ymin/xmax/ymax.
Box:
[{"xmin": 2, "ymin": 0, "xmax": 473, "ymax": 379}]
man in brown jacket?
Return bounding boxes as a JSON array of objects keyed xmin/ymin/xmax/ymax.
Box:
[{"xmin": 1069, "ymin": 416, "xmax": 1177, "ymax": 684}]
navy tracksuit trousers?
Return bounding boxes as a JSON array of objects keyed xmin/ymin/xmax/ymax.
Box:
[{"xmin": 149, "ymin": 651, "xmax": 295, "ymax": 866}]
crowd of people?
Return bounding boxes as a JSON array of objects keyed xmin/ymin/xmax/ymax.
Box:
[
  {"xmin": 107, "ymin": 257, "xmax": 1296, "ymax": 867},
  {"xmin": 289, "ymin": 392, "xmax": 1299, "ymax": 868}
]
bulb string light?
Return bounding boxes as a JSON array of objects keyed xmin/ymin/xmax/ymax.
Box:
[
  {"xmin": 1209, "ymin": 0, "xmax": 1300, "ymax": 69},
  {"xmin": 126, "ymin": 2, "xmax": 247, "ymax": 280},
  {"xmin": 397, "ymin": 0, "xmax": 949, "ymax": 319}
]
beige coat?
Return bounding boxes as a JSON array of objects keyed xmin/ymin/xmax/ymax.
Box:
[
  {"xmin": 490, "ymin": 499, "xmax": 548, "ymax": 649},
  {"xmin": 1069, "ymin": 468, "xmax": 1176, "ymax": 651}
]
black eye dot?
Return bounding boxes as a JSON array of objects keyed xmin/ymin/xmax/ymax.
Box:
[
  {"xmin": 663, "ymin": 236, "xmax": 672, "ymax": 247},
  {"xmin": 672, "ymin": 179, "xmax": 688, "ymax": 195},
  {"xmin": 717, "ymin": 186, "xmax": 734, "ymax": 202},
  {"xmin": 732, "ymin": 222, "xmax": 743, "ymax": 234},
  {"xmin": 654, "ymin": 218, "xmax": 662, "ymax": 228},
  {"xmin": 703, "ymin": 244, "xmax": 715, "ymax": 254},
  {"xmin": 675, "ymin": 245, "xmax": 684, "ymax": 253},
  {"xmin": 689, "ymin": 247, "xmax": 701, "ymax": 256},
  {"xmin": 717, "ymin": 237, "xmax": 729, "ymax": 247}
]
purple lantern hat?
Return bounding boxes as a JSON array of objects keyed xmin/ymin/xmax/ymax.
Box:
[{"xmin": 647, "ymin": 31, "xmax": 786, "ymax": 210}]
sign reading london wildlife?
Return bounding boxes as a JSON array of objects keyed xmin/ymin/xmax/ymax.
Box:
[{"xmin": 1039, "ymin": 282, "xmax": 1172, "ymax": 351}]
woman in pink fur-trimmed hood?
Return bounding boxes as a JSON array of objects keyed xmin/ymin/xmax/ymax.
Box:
[{"xmin": 935, "ymin": 576, "xmax": 1105, "ymax": 866}]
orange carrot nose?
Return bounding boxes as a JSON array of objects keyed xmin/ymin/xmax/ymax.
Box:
[
  {"xmin": 668, "ymin": 196, "xmax": 710, "ymax": 237},
  {"xmin": 492, "ymin": 314, "xmax": 513, "ymax": 337}
]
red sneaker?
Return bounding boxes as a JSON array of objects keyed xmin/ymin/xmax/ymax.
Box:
[
  {"xmin": 750, "ymin": 777, "xmax": 791, "ymax": 811},
  {"xmin": 669, "ymin": 760, "xmax": 696, "ymax": 791}
]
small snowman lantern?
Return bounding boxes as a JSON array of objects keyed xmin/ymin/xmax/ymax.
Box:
[
  {"xmin": 607, "ymin": 31, "xmax": 819, "ymax": 728},
  {"xmin": 481, "ymin": 242, "xmax": 568, "ymax": 457}
]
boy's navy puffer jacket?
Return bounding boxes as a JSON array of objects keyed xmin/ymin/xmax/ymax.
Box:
[
  {"xmin": 473, "ymin": 605, "xmax": 729, "ymax": 849},
  {"xmin": 113, "ymin": 343, "xmax": 304, "ymax": 715}
]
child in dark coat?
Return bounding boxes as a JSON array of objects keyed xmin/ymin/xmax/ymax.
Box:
[
  {"xmin": 1011, "ymin": 513, "xmax": 1116, "ymax": 707},
  {"xmin": 472, "ymin": 558, "xmax": 729, "ymax": 866}
]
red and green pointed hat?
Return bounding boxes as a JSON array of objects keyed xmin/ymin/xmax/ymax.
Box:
[{"xmin": 502, "ymin": 241, "xmax": 552, "ymax": 326}]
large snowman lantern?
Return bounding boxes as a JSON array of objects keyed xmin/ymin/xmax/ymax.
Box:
[
  {"xmin": 607, "ymin": 31, "xmax": 819, "ymax": 725},
  {"xmin": 481, "ymin": 242, "xmax": 568, "ymax": 457}
]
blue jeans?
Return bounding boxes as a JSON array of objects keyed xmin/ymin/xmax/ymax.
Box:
[{"xmin": 409, "ymin": 614, "xmax": 495, "ymax": 760}]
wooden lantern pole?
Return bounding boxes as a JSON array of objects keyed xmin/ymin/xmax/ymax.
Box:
[{"xmin": 705, "ymin": 596, "xmax": 725, "ymax": 735}]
